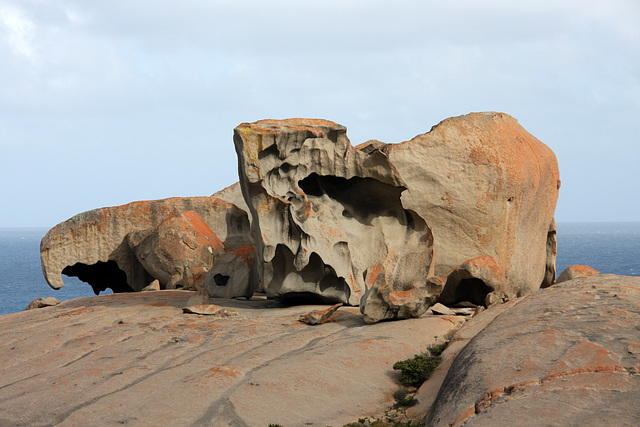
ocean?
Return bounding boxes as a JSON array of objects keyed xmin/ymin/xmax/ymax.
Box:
[{"xmin": 0, "ymin": 223, "xmax": 638, "ymax": 316}]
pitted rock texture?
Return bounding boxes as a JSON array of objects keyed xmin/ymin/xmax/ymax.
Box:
[
  {"xmin": 425, "ymin": 274, "xmax": 640, "ymax": 426},
  {"xmin": 203, "ymin": 245, "xmax": 259, "ymax": 299},
  {"xmin": 556, "ymin": 264, "xmax": 599, "ymax": 284},
  {"xmin": 365, "ymin": 112, "xmax": 560, "ymax": 303},
  {"xmin": 41, "ymin": 197, "xmax": 251, "ymax": 293},
  {"xmin": 0, "ymin": 292, "xmax": 465, "ymax": 426},
  {"xmin": 127, "ymin": 211, "xmax": 226, "ymax": 290},
  {"xmin": 234, "ymin": 119, "xmax": 435, "ymax": 316}
]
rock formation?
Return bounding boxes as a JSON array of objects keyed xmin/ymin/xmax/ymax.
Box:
[
  {"xmin": 202, "ymin": 245, "xmax": 259, "ymax": 299},
  {"xmin": 234, "ymin": 118, "xmax": 436, "ymax": 322},
  {"xmin": 39, "ymin": 112, "xmax": 560, "ymax": 322},
  {"xmin": 24, "ymin": 297, "xmax": 61, "ymax": 310},
  {"xmin": 423, "ymin": 274, "xmax": 640, "ymax": 426},
  {"xmin": 127, "ymin": 211, "xmax": 226, "ymax": 290},
  {"xmin": 360, "ymin": 112, "xmax": 560, "ymax": 303},
  {"xmin": 40, "ymin": 196, "xmax": 251, "ymax": 293},
  {"xmin": 556, "ymin": 264, "xmax": 600, "ymax": 283}
]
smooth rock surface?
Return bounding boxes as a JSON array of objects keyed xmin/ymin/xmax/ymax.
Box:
[
  {"xmin": 234, "ymin": 119, "xmax": 436, "ymax": 319},
  {"xmin": 127, "ymin": 211, "xmax": 226, "ymax": 290},
  {"xmin": 0, "ymin": 292, "xmax": 465, "ymax": 426},
  {"xmin": 424, "ymin": 274, "xmax": 640, "ymax": 426},
  {"xmin": 41, "ymin": 196, "xmax": 251, "ymax": 293},
  {"xmin": 371, "ymin": 112, "xmax": 560, "ymax": 303}
]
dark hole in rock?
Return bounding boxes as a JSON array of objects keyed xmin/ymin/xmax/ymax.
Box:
[
  {"xmin": 62, "ymin": 260, "xmax": 134, "ymax": 295},
  {"xmin": 298, "ymin": 173, "xmax": 406, "ymax": 226},
  {"xmin": 453, "ymin": 278, "xmax": 492, "ymax": 306},
  {"xmin": 214, "ymin": 274, "xmax": 230, "ymax": 287}
]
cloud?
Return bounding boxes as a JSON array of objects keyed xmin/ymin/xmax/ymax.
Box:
[{"xmin": 0, "ymin": 0, "xmax": 639, "ymax": 225}]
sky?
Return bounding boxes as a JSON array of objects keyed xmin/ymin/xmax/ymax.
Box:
[{"xmin": 1, "ymin": 0, "xmax": 638, "ymax": 228}]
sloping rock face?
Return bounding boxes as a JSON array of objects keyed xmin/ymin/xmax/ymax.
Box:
[
  {"xmin": 0, "ymin": 291, "xmax": 465, "ymax": 426},
  {"xmin": 425, "ymin": 274, "xmax": 640, "ymax": 426},
  {"xmin": 234, "ymin": 119, "xmax": 435, "ymax": 313},
  {"xmin": 40, "ymin": 197, "xmax": 251, "ymax": 293},
  {"xmin": 127, "ymin": 211, "xmax": 226, "ymax": 290},
  {"xmin": 366, "ymin": 112, "xmax": 560, "ymax": 303}
]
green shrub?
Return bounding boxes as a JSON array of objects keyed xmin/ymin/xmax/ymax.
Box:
[{"xmin": 392, "ymin": 344, "xmax": 446, "ymax": 387}]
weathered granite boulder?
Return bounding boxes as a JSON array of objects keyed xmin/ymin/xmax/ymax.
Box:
[
  {"xmin": 202, "ymin": 245, "xmax": 259, "ymax": 299},
  {"xmin": 438, "ymin": 255, "xmax": 505, "ymax": 306},
  {"xmin": 362, "ymin": 112, "xmax": 560, "ymax": 304},
  {"xmin": 126, "ymin": 211, "xmax": 225, "ymax": 290},
  {"xmin": 424, "ymin": 274, "xmax": 640, "ymax": 426},
  {"xmin": 24, "ymin": 297, "xmax": 61, "ymax": 310},
  {"xmin": 40, "ymin": 196, "xmax": 252, "ymax": 293},
  {"xmin": 298, "ymin": 303, "xmax": 343, "ymax": 325},
  {"xmin": 556, "ymin": 264, "xmax": 599, "ymax": 284},
  {"xmin": 234, "ymin": 119, "xmax": 436, "ymax": 319}
]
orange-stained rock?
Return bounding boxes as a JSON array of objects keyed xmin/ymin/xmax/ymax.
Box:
[
  {"xmin": 298, "ymin": 303, "xmax": 343, "ymax": 325},
  {"xmin": 126, "ymin": 211, "xmax": 225, "ymax": 290},
  {"xmin": 234, "ymin": 119, "xmax": 436, "ymax": 322},
  {"xmin": 203, "ymin": 245, "xmax": 259, "ymax": 299},
  {"xmin": 374, "ymin": 112, "xmax": 560, "ymax": 302},
  {"xmin": 438, "ymin": 255, "xmax": 505, "ymax": 306},
  {"xmin": 423, "ymin": 274, "xmax": 640, "ymax": 426},
  {"xmin": 40, "ymin": 196, "xmax": 252, "ymax": 293},
  {"xmin": 556, "ymin": 265, "xmax": 600, "ymax": 284}
]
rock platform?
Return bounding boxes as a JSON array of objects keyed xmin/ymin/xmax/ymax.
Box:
[{"xmin": 0, "ymin": 291, "xmax": 464, "ymax": 426}]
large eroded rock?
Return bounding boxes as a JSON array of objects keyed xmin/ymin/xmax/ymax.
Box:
[
  {"xmin": 361, "ymin": 112, "xmax": 560, "ymax": 303},
  {"xmin": 126, "ymin": 211, "xmax": 226, "ymax": 290},
  {"xmin": 40, "ymin": 197, "xmax": 251, "ymax": 293},
  {"xmin": 424, "ymin": 274, "xmax": 640, "ymax": 426},
  {"xmin": 234, "ymin": 119, "xmax": 435, "ymax": 319}
]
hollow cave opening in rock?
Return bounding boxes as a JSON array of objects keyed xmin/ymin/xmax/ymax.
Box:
[
  {"xmin": 62, "ymin": 260, "xmax": 134, "ymax": 295},
  {"xmin": 453, "ymin": 278, "xmax": 492, "ymax": 306},
  {"xmin": 214, "ymin": 274, "xmax": 230, "ymax": 287},
  {"xmin": 298, "ymin": 173, "xmax": 407, "ymax": 226}
]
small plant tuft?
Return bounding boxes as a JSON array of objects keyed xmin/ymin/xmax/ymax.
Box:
[{"xmin": 392, "ymin": 343, "xmax": 447, "ymax": 388}]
